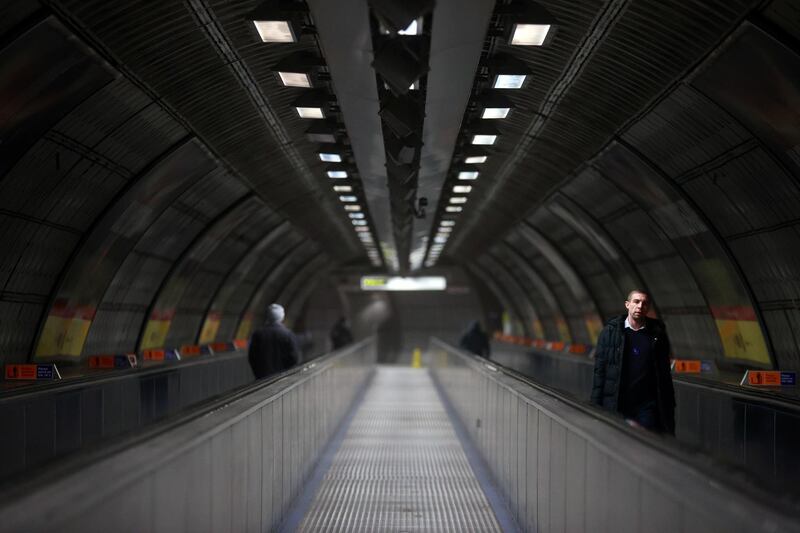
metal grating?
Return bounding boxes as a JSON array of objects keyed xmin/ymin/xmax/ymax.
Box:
[{"xmin": 297, "ymin": 367, "xmax": 503, "ymax": 532}]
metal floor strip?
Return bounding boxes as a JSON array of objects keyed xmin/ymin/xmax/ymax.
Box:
[{"xmin": 292, "ymin": 366, "xmax": 506, "ymax": 532}]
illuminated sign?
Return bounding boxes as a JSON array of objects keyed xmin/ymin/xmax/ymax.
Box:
[{"xmin": 360, "ymin": 276, "xmax": 447, "ymax": 291}]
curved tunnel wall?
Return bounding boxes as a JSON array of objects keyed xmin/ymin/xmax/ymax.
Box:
[
  {"xmin": 2, "ymin": 3, "xmax": 800, "ymax": 374},
  {"xmin": 0, "ymin": 13, "xmax": 332, "ymax": 366},
  {"xmin": 471, "ymin": 13, "xmax": 800, "ymax": 371}
]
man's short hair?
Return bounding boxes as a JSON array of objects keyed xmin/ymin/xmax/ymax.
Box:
[
  {"xmin": 266, "ymin": 303, "xmax": 285, "ymax": 324},
  {"xmin": 626, "ymin": 289, "xmax": 649, "ymax": 301}
]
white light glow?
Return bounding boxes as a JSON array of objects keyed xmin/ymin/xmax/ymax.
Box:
[
  {"xmin": 510, "ymin": 23, "xmax": 551, "ymax": 46},
  {"xmin": 458, "ymin": 171, "xmax": 479, "ymax": 180},
  {"xmin": 449, "ymin": 197, "xmax": 467, "ymax": 204},
  {"xmin": 253, "ymin": 20, "xmax": 295, "ymax": 43},
  {"xmin": 398, "ymin": 19, "xmax": 419, "ymax": 35},
  {"xmin": 344, "ymin": 205, "xmax": 361, "ymax": 212},
  {"xmin": 482, "ymin": 107, "xmax": 510, "ymax": 119},
  {"xmin": 361, "ymin": 276, "xmax": 446, "ymax": 291},
  {"xmin": 434, "ymin": 236, "xmax": 448, "ymax": 244},
  {"xmin": 333, "ymin": 185, "xmax": 352, "ymax": 192},
  {"xmin": 296, "ymin": 107, "xmax": 324, "ymax": 119},
  {"xmin": 353, "ymin": 220, "xmax": 367, "ymax": 226},
  {"xmin": 453, "ymin": 185, "xmax": 472, "ymax": 193},
  {"xmin": 438, "ymin": 227, "xmax": 453, "ymax": 233},
  {"xmin": 440, "ymin": 220, "xmax": 456, "ymax": 227},
  {"xmin": 355, "ymin": 226, "xmax": 370, "ymax": 232},
  {"xmin": 465, "ymin": 155, "xmax": 487, "ymax": 164},
  {"xmin": 471, "ymin": 134, "xmax": 497, "ymax": 145},
  {"xmin": 339, "ymin": 195, "xmax": 357, "ymax": 202},
  {"xmin": 493, "ymin": 74, "xmax": 526, "ymax": 89},
  {"xmin": 320, "ymin": 153, "xmax": 342, "ymax": 163},
  {"xmin": 446, "ymin": 206, "xmax": 463, "ymax": 213},
  {"xmin": 328, "ymin": 170, "xmax": 348, "ymax": 178},
  {"xmin": 278, "ymin": 71, "xmax": 311, "ymax": 88},
  {"xmin": 349, "ymin": 212, "xmax": 365, "ymax": 219}
]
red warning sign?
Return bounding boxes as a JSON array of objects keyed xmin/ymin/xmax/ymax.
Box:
[
  {"xmin": 673, "ymin": 360, "xmax": 702, "ymax": 373},
  {"xmin": 5, "ymin": 364, "xmax": 37, "ymax": 380},
  {"xmin": 745, "ymin": 371, "xmax": 782, "ymax": 386}
]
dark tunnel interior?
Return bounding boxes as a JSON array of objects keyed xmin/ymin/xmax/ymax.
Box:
[{"xmin": 3, "ymin": 0, "xmax": 800, "ymax": 530}]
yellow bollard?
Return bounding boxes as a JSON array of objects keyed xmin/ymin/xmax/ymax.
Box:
[{"xmin": 411, "ymin": 348, "xmax": 422, "ymax": 368}]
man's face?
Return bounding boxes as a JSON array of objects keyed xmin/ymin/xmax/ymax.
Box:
[{"xmin": 625, "ymin": 292, "xmax": 650, "ymax": 321}]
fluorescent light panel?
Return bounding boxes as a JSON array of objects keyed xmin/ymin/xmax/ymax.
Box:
[
  {"xmin": 352, "ymin": 220, "xmax": 367, "ymax": 226},
  {"xmin": 296, "ymin": 107, "xmax": 324, "ymax": 119},
  {"xmin": 482, "ymin": 107, "xmax": 510, "ymax": 119},
  {"xmin": 493, "ymin": 74, "xmax": 526, "ymax": 89},
  {"xmin": 349, "ymin": 212, "xmax": 365, "ymax": 219},
  {"xmin": 453, "ymin": 185, "xmax": 472, "ymax": 193},
  {"xmin": 319, "ymin": 153, "xmax": 342, "ymax": 162},
  {"xmin": 465, "ymin": 155, "xmax": 487, "ymax": 164},
  {"xmin": 450, "ymin": 197, "xmax": 467, "ymax": 204},
  {"xmin": 440, "ymin": 220, "xmax": 456, "ymax": 226},
  {"xmin": 471, "ymin": 134, "xmax": 497, "ymax": 145},
  {"xmin": 510, "ymin": 23, "xmax": 551, "ymax": 46},
  {"xmin": 446, "ymin": 206, "xmax": 463, "ymax": 213},
  {"xmin": 344, "ymin": 205, "xmax": 361, "ymax": 211},
  {"xmin": 355, "ymin": 226, "xmax": 370, "ymax": 232},
  {"xmin": 339, "ymin": 195, "xmax": 357, "ymax": 202},
  {"xmin": 328, "ymin": 170, "xmax": 348, "ymax": 178},
  {"xmin": 253, "ymin": 20, "xmax": 295, "ymax": 43},
  {"xmin": 333, "ymin": 185, "xmax": 352, "ymax": 192},
  {"xmin": 278, "ymin": 71, "xmax": 311, "ymax": 88},
  {"xmin": 458, "ymin": 171, "xmax": 479, "ymax": 180}
]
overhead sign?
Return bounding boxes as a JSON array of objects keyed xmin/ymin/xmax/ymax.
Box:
[{"xmin": 360, "ymin": 276, "xmax": 446, "ymax": 291}]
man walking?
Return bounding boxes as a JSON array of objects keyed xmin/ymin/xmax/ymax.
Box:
[
  {"xmin": 590, "ymin": 289, "xmax": 676, "ymax": 434},
  {"xmin": 248, "ymin": 303, "xmax": 300, "ymax": 380}
]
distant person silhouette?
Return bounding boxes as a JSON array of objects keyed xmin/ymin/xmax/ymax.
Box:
[
  {"xmin": 247, "ymin": 303, "xmax": 299, "ymax": 380},
  {"xmin": 459, "ymin": 320, "xmax": 491, "ymax": 358},
  {"xmin": 329, "ymin": 317, "xmax": 354, "ymax": 350}
]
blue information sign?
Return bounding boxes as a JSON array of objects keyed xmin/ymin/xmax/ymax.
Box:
[
  {"xmin": 36, "ymin": 364, "xmax": 57, "ymax": 380},
  {"xmin": 780, "ymin": 372, "xmax": 796, "ymax": 386}
]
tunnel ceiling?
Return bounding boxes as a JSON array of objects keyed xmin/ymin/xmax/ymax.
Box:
[{"xmin": 3, "ymin": 0, "xmax": 800, "ymax": 371}]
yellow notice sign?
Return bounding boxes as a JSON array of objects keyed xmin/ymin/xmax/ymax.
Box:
[
  {"xmin": 198, "ymin": 317, "xmax": 221, "ymax": 344},
  {"xmin": 715, "ymin": 319, "xmax": 770, "ymax": 365},
  {"xmin": 140, "ymin": 319, "xmax": 171, "ymax": 351},
  {"xmin": 35, "ymin": 315, "xmax": 92, "ymax": 358},
  {"xmin": 236, "ymin": 318, "xmax": 253, "ymax": 341}
]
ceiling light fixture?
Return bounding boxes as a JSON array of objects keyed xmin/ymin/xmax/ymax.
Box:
[
  {"xmin": 498, "ymin": 1, "xmax": 556, "ymax": 46},
  {"xmin": 272, "ymin": 51, "xmax": 324, "ymax": 87},
  {"xmin": 458, "ymin": 170, "xmax": 479, "ymax": 180},
  {"xmin": 446, "ymin": 206, "xmax": 463, "ymax": 213},
  {"xmin": 339, "ymin": 195, "xmax": 357, "ymax": 202},
  {"xmin": 449, "ymin": 197, "xmax": 468, "ymax": 204},
  {"xmin": 488, "ymin": 53, "xmax": 532, "ymax": 90},
  {"xmin": 328, "ymin": 170, "xmax": 348, "ymax": 178},
  {"xmin": 249, "ymin": 1, "xmax": 307, "ymax": 43},
  {"xmin": 465, "ymin": 155, "xmax": 488, "ymax": 164},
  {"xmin": 453, "ymin": 185, "xmax": 472, "ymax": 193},
  {"xmin": 440, "ymin": 220, "xmax": 456, "ymax": 226},
  {"xmin": 333, "ymin": 185, "xmax": 352, "ymax": 192},
  {"xmin": 479, "ymin": 92, "xmax": 515, "ymax": 119},
  {"xmin": 293, "ymin": 91, "xmax": 329, "ymax": 119},
  {"xmin": 349, "ymin": 212, "xmax": 365, "ymax": 219},
  {"xmin": 345, "ymin": 205, "xmax": 362, "ymax": 212}
]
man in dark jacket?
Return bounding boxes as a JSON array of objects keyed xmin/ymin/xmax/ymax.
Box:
[
  {"xmin": 329, "ymin": 317, "xmax": 354, "ymax": 350},
  {"xmin": 248, "ymin": 303, "xmax": 299, "ymax": 380},
  {"xmin": 459, "ymin": 320, "xmax": 491, "ymax": 359},
  {"xmin": 590, "ymin": 289, "xmax": 676, "ymax": 434}
]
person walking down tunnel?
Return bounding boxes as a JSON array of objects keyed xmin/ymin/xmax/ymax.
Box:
[
  {"xmin": 459, "ymin": 320, "xmax": 491, "ymax": 359},
  {"xmin": 590, "ymin": 289, "xmax": 676, "ymax": 434},
  {"xmin": 329, "ymin": 316, "xmax": 354, "ymax": 350},
  {"xmin": 248, "ymin": 303, "xmax": 300, "ymax": 380}
]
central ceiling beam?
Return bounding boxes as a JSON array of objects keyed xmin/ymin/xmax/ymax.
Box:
[
  {"xmin": 308, "ymin": 0, "xmax": 399, "ymax": 270},
  {"xmin": 411, "ymin": 0, "xmax": 495, "ymax": 269}
]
